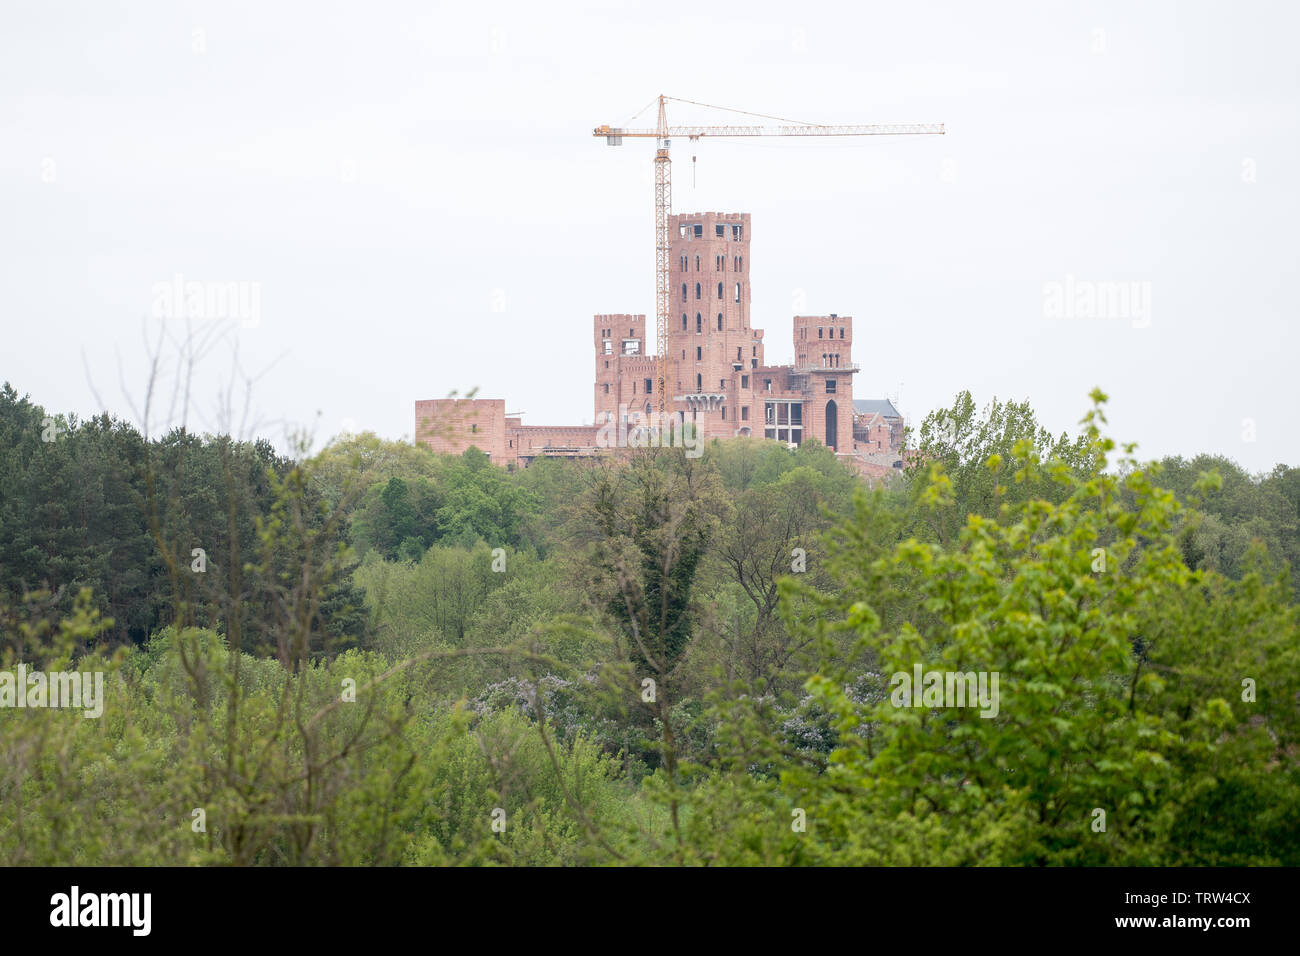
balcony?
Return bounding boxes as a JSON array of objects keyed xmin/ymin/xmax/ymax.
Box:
[
  {"xmin": 675, "ymin": 392, "xmax": 726, "ymax": 409},
  {"xmin": 793, "ymin": 363, "xmax": 860, "ymax": 373}
]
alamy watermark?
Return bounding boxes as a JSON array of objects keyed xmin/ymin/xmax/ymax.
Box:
[
  {"xmin": 50, "ymin": 886, "xmax": 150, "ymax": 935},
  {"xmin": 0, "ymin": 664, "xmax": 105, "ymax": 718},
  {"xmin": 1043, "ymin": 274, "xmax": 1151, "ymax": 329},
  {"xmin": 890, "ymin": 665, "xmax": 999, "ymax": 718},
  {"xmin": 595, "ymin": 405, "xmax": 702, "ymax": 458},
  {"xmin": 151, "ymin": 274, "xmax": 261, "ymax": 328}
]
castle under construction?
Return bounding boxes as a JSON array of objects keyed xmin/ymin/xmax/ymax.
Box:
[{"xmin": 416, "ymin": 210, "xmax": 906, "ymax": 479}]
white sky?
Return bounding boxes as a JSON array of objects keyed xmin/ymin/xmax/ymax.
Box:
[{"xmin": 2, "ymin": 0, "xmax": 1297, "ymax": 471}]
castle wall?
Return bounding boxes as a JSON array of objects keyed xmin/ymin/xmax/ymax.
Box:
[
  {"xmin": 510, "ymin": 424, "xmax": 602, "ymax": 460},
  {"xmin": 415, "ymin": 398, "xmax": 507, "ymax": 462}
]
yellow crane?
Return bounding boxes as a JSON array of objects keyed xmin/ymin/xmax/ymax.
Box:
[{"xmin": 594, "ymin": 94, "xmax": 944, "ymax": 418}]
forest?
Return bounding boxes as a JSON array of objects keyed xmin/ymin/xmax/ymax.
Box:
[{"xmin": 1, "ymin": 380, "xmax": 1297, "ymax": 866}]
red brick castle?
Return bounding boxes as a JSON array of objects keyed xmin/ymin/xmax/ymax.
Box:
[{"xmin": 416, "ymin": 211, "xmax": 906, "ymax": 479}]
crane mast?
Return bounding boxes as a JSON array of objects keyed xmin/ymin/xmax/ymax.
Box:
[
  {"xmin": 595, "ymin": 95, "xmax": 944, "ymax": 423},
  {"xmin": 653, "ymin": 96, "xmax": 671, "ymax": 418}
]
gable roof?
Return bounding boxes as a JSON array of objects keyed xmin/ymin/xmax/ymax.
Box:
[{"xmin": 853, "ymin": 398, "xmax": 901, "ymax": 419}]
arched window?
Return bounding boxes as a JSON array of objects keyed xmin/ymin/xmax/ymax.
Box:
[
  {"xmin": 717, "ymin": 282, "xmax": 723, "ymax": 298},
  {"xmin": 717, "ymin": 313, "xmax": 723, "ymax": 330},
  {"xmin": 695, "ymin": 283, "xmax": 701, "ymax": 300},
  {"xmin": 696, "ymin": 373, "xmax": 702, "ymax": 391},
  {"xmin": 825, "ymin": 400, "xmax": 838, "ymax": 450},
  {"xmin": 682, "ymin": 314, "xmax": 688, "ymax": 330},
  {"xmin": 734, "ymin": 283, "xmax": 741, "ymax": 303},
  {"xmin": 695, "ymin": 255, "xmax": 700, "ymax": 271},
  {"xmin": 696, "ymin": 313, "xmax": 702, "ymax": 333},
  {"xmin": 681, "ymin": 283, "xmax": 687, "ymax": 301}
]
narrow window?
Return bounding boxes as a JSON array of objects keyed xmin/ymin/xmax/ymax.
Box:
[
  {"xmin": 716, "ymin": 224, "xmax": 724, "ymax": 237},
  {"xmin": 741, "ymin": 374, "xmax": 749, "ymax": 388},
  {"xmin": 682, "ymin": 314, "xmax": 688, "ymax": 330},
  {"xmin": 718, "ymin": 314, "xmax": 723, "ymax": 330},
  {"xmin": 818, "ymin": 327, "xmax": 823, "ymax": 339},
  {"xmin": 603, "ymin": 383, "xmax": 609, "ymax": 393},
  {"xmin": 717, "ymin": 282, "xmax": 723, "ymax": 298},
  {"xmin": 696, "ymin": 346, "xmax": 702, "ymax": 360},
  {"xmin": 681, "ymin": 283, "xmax": 687, "ymax": 301},
  {"xmin": 741, "ymin": 406, "xmax": 749, "ymax": 421},
  {"xmin": 722, "ymin": 406, "xmax": 727, "ymax": 420},
  {"xmin": 645, "ymin": 378, "xmax": 652, "ymax": 394},
  {"xmin": 696, "ymin": 282, "xmax": 701, "ymax": 300},
  {"xmin": 734, "ymin": 283, "xmax": 741, "ymax": 303},
  {"xmin": 840, "ymin": 327, "xmax": 845, "ymax": 339},
  {"xmin": 696, "ymin": 313, "xmax": 702, "ymax": 333},
  {"xmin": 696, "ymin": 373, "xmax": 702, "ymax": 391},
  {"xmin": 695, "ymin": 255, "xmax": 700, "ymax": 271}
]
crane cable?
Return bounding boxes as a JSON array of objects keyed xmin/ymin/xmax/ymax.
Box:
[{"xmin": 663, "ymin": 95, "xmax": 823, "ymax": 128}]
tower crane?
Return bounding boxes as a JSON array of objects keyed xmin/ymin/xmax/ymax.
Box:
[{"xmin": 594, "ymin": 94, "xmax": 944, "ymax": 418}]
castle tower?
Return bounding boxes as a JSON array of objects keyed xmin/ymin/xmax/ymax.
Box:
[
  {"xmin": 665, "ymin": 212, "xmax": 764, "ymax": 439},
  {"xmin": 792, "ymin": 314, "xmax": 856, "ymax": 453},
  {"xmin": 593, "ymin": 313, "xmax": 655, "ymax": 425}
]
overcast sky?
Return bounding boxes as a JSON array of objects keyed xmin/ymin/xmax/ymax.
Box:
[{"xmin": 3, "ymin": 0, "xmax": 1296, "ymax": 470}]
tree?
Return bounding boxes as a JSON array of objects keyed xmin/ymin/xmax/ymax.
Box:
[{"xmin": 698, "ymin": 390, "xmax": 1300, "ymax": 865}]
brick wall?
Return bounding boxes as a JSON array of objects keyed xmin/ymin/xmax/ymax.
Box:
[{"xmin": 414, "ymin": 398, "xmax": 507, "ymax": 462}]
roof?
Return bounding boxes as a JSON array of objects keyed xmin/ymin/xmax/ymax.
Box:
[{"xmin": 853, "ymin": 398, "xmax": 902, "ymax": 419}]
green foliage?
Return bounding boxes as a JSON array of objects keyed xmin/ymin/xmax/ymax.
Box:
[{"xmin": 3, "ymin": 381, "xmax": 1298, "ymax": 867}]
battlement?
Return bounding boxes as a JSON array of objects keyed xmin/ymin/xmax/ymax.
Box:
[
  {"xmin": 669, "ymin": 211, "xmax": 751, "ymax": 242},
  {"xmin": 794, "ymin": 314, "xmax": 853, "ymax": 340},
  {"xmin": 595, "ymin": 314, "xmax": 647, "ymax": 355}
]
